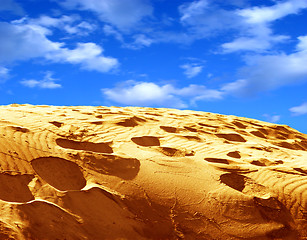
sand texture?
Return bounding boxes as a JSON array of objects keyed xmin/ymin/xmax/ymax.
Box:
[{"xmin": 0, "ymin": 104, "xmax": 307, "ymax": 240}]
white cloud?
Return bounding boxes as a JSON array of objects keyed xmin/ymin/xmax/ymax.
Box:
[
  {"xmin": 180, "ymin": 63, "xmax": 203, "ymax": 78},
  {"xmin": 0, "ymin": 20, "xmax": 118, "ymax": 72},
  {"xmin": 237, "ymin": 0, "xmax": 307, "ymax": 24},
  {"xmin": 297, "ymin": 36, "xmax": 307, "ymax": 51},
  {"xmin": 180, "ymin": 0, "xmax": 209, "ymax": 22},
  {"xmin": 29, "ymin": 15, "xmax": 96, "ymax": 36},
  {"xmin": 224, "ymin": 0, "xmax": 307, "ymax": 52},
  {"xmin": 59, "ymin": 0, "xmax": 153, "ymax": 31},
  {"xmin": 289, "ymin": 102, "xmax": 307, "ymax": 116},
  {"xmin": 0, "ymin": 66, "xmax": 9, "ymax": 82},
  {"xmin": 222, "ymin": 34, "xmax": 289, "ymax": 53},
  {"xmin": 222, "ymin": 35, "xmax": 307, "ymax": 96},
  {"xmin": 179, "ymin": 0, "xmax": 240, "ymax": 38},
  {"xmin": 125, "ymin": 34, "xmax": 154, "ymax": 49},
  {"xmin": 178, "ymin": 0, "xmax": 306, "ymax": 53},
  {"xmin": 49, "ymin": 42, "xmax": 118, "ymax": 72},
  {"xmin": 20, "ymin": 72, "xmax": 62, "ymax": 89},
  {"xmin": 103, "ymin": 24, "xmax": 123, "ymax": 41},
  {"xmin": 102, "ymin": 81, "xmax": 223, "ymax": 108},
  {"xmin": 0, "ymin": 0, "xmax": 24, "ymax": 15},
  {"xmin": 263, "ymin": 114, "xmax": 281, "ymax": 123}
]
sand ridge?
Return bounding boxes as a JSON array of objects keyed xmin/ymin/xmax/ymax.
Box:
[{"xmin": 0, "ymin": 104, "xmax": 306, "ymax": 239}]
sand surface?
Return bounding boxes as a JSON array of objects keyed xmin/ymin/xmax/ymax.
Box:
[{"xmin": 0, "ymin": 104, "xmax": 306, "ymax": 239}]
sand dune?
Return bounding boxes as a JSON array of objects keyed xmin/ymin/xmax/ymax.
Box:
[{"xmin": 0, "ymin": 104, "xmax": 306, "ymax": 239}]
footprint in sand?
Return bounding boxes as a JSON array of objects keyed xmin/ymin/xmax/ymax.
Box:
[
  {"xmin": 158, "ymin": 147, "xmax": 195, "ymax": 157},
  {"xmin": 49, "ymin": 121, "xmax": 64, "ymax": 128},
  {"xmin": 204, "ymin": 158, "xmax": 230, "ymax": 165},
  {"xmin": 31, "ymin": 157, "xmax": 86, "ymax": 191},
  {"xmin": 227, "ymin": 151, "xmax": 241, "ymax": 159},
  {"xmin": 160, "ymin": 126, "xmax": 179, "ymax": 133},
  {"xmin": 250, "ymin": 159, "xmax": 284, "ymax": 167},
  {"xmin": 56, "ymin": 138, "xmax": 113, "ymax": 153},
  {"xmin": 216, "ymin": 133, "xmax": 246, "ymax": 143},
  {"xmin": 7, "ymin": 126, "xmax": 30, "ymax": 133},
  {"xmin": 131, "ymin": 136, "xmax": 160, "ymax": 147},
  {"xmin": 116, "ymin": 116, "xmax": 146, "ymax": 127},
  {"xmin": 0, "ymin": 173, "xmax": 34, "ymax": 202},
  {"xmin": 219, "ymin": 172, "xmax": 294, "ymax": 228},
  {"xmin": 83, "ymin": 154, "xmax": 140, "ymax": 180}
]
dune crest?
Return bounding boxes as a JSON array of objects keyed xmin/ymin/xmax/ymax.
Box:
[{"xmin": 0, "ymin": 104, "xmax": 306, "ymax": 239}]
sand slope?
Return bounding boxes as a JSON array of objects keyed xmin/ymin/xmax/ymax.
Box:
[{"xmin": 0, "ymin": 104, "xmax": 306, "ymax": 239}]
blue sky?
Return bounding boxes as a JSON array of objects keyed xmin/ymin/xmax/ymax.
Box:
[{"xmin": 1, "ymin": 0, "xmax": 307, "ymax": 133}]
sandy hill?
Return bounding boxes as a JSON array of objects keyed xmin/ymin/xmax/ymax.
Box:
[{"xmin": 0, "ymin": 104, "xmax": 306, "ymax": 240}]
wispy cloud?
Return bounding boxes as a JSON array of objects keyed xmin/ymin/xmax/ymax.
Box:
[
  {"xmin": 20, "ymin": 72, "xmax": 62, "ymax": 89},
  {"xmin": 263, "ymin": 114, "xmax": 281, "ymax": 123},
  {"xmin": 222, "ymin": 35, "xmax": 307, "ymax": 96},
  {"xmin": 29, "ymin": 15, "xmax": 96, "ymax": 36},
  {"xmin": 0, "ymin": 19, "xmax": 118, "ymax": 72},
  {"xmin": 289, "ymin": 102, "xmax": 307, "ymax": 116},
  {"xmin": 177, "ymin": 0, "xmax": 306, "ymax": 53},
  {"xmin": 237, "ymin": 0, "xmax": 307, "ymax": 24},
  {"xmin": 0, "ymin": 0, "xmax": 24, "ymax": 15},
  {"xmin": 222, "ymin": 0, "xmax": 307, "ymax": 53},
  {"xmin": 103, "ymin": 24, "xmax": 123, "ymax": 41},
  {"xmin": 0, "ymin": 66, "xmax": 9, "ymax": 82},
  {"xmin": 102, "ymin": 80, "xmax": 223, "ymax": 108},
  {"xmin": 180, "ymin": 63, "xmax": 203, "ymax": 78},
  {"xmin": 59, "ymin": 0, "xmax": 153, "ymax": 31}
]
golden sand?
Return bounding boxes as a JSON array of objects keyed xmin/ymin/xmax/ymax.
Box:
[{"xmin": 0, "ymin": 104, "xmax": 306, "ymax": 239}]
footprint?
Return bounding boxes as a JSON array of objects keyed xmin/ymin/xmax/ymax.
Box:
[
  {"xmin": 83, "ymin": 154, "xmax": 140, "ymax": 180},
  {"xmin": 31, "ymin": 157, "xmax": 86, "ymax": 191},
  {"xmin": 220, "ymin": 173, "xmax": 246, "ymax": 191},
  {"xmin": 198, "ymin": 123, "xmax": 219, "ymax": 129},
  {"xmin": 158, "ymin": 147, "xmax": 195, "ymax": 157},
  {"xmin": 250, "ymin": 130, "xmax": 266, "ymax": 139},
  {"xmin": 131, "ymin": 136, "xmax": 160, "ymax": 147},
  {"xmin": 116, "ymin": 116, "xmax": 146, "ymax": 127},
  {"xmin": 273, "ymin": 141, "xmax": 305, "ymax": 151},
  {"xmin": 0, "ymin": 173, "xmax": 34, "ymax": 202},
  {"xmin": 16, "ymin": 200, "xmax": 85, "ymax": 239},
  {"xmin": 216, "ymin": 133, "xmax": 246, "ymax": 142},
  {"xmin": 204, "ymin": 158, "xmax": 230, "ymax": 165},
  {"xmin": 181, "ymin": 135, "xmax": 202, "ymax": 141},
  {"xmin": 49, "ymin": 121, "xmax": 63, "ymax": 128},
  {"xmin": 56, "ymin": 138, "xmax": 113, "ymax": 153},
  {"xmin": 220, "ymin": 172, "xmax": 272, "ymax": 199},
  {"xmin": 160, "ymin": 126, "xmax": 178, "ymax": 133},
  {"xmin": 219, "ymin": 171, "xmax": 295, "ymax": 231},
  {"xmin": 90, "ymin": 121, "xmax": 103, "ymax": 125},
  {"xmin": 184, "ymin": 126, "xmax": 198, "ymax": 132},
  {"xmin": 8, "ymin": 126, "xmax": 30, "ymax": 133},
  {"xmin": 227, "ymin": 151, "xmax": 241, "ymax": 159},
  {"xmin": 250, "ymin": 159, "xmax": 284, "ymax": 167},
  {"xmin": 231, "ymin": 121, "xmax": 247, "ymax": 129}
]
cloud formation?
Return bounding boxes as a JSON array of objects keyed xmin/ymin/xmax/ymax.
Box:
[
  {"xmin": 0, "ymin": 0, "xmax": 24, "ymax": 15},
  {"xmin": 178, "ymin": 0, "xmax": 305, "ymax": 53},
  {"xmin": 222, "ymin": 35, "xmax": 307, "ymax": 96},
  {"xmin": 180, "ymin": 63, "xmax": 203, "ymax": 78},
  {"xmin": 0, "ymin": 19, "xmax": 118, "ymax": 72},
  {"xmin": 59, "ymin": 0, "xmax": 153, "ymax": 31},
  {"xmin": 102, "ymin": 81, "xmax": 223, "ymax": 108},
  {"xmin": 20, "ymin": 72, "xmax": 62, "ymax": 89},
  {"xmin": 29, "ymin": 15, "xmax": 96, "ymax": 35},
  {"xmin": 289, "ymin": 102, "xmax": 307, "ymax": 116},
  {"xmin": 237, "ymin": 0, "xmax": 307, "ymax": 24},
  {"xmin": 0, "ymin": 66, "xmax": 9, "ymax": 82}
]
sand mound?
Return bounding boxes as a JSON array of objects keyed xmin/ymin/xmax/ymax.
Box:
[{"xmin": 0, "ymin": 104, "xmax": 306, "ymax": 239}]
